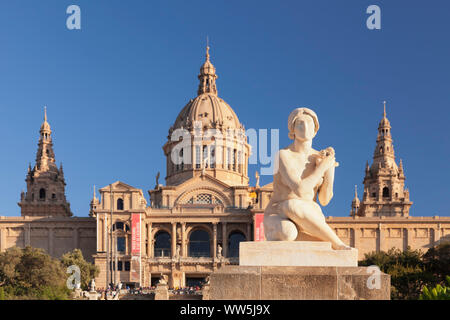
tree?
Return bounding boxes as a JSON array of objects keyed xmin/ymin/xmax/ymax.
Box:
[
  {"xmin": 360, "ymin": 247, "xmax": 436, "ymax": 300},
  {"xmin": 422, "ymin": 242, "xmax": 450, "ymax": 284},
  {"xmin": 60, "ymin": 249, "xmax": 99, "ymax": 290},
  {"xmin": 0, "ymin": 246, "xmax": 70, "ymax": 299}
]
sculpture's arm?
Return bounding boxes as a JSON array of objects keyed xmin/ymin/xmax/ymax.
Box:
[
  {"xmin": 318, "ymin": 166, "xmax": 335, "ymax": 206},
  {"xmin": 278, "ymin": 151, "xmax": 332, "ymax": 198}
]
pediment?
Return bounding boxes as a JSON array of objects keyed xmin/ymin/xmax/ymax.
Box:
[{"xmin": 99, "ymin": 181, "xmax": 142, "ymax": 193}]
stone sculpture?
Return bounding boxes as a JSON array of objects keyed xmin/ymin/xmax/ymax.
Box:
[{"xmin": 263, "ymin": 107, "xmax": 351, "ymax": 250}]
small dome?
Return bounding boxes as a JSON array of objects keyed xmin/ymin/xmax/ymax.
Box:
[
  {"xmin": 40, "ymin": 121, "xmax": 51, "ymax": 132},
  {"xmin": 40, "ymin": 107, "xmax": 51, "ymax": 132},
  {"xmin": 172, "ymin": 93, "xmax": 242, "ymax": 130},
  {"xmin": 379, "ymin": 117, "xmax": 390, "ymax": 128},
  {"xmin": 200, "ymin": 59, "xmax": 216, "ymax": 76}
]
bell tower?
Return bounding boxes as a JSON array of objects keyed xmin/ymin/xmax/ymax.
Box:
[
  {"xmin": 18, "ymin": 107, "xmax": 72, "ymax": 217},
  {"xmin": 354, "ymin": 102, "xmax": 412, "ymax": 217}
]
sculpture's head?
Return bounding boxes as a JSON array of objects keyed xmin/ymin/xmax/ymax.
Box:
[{"xmin": 288, "ymin": 107, "xmax": 319, "ymax": 141}]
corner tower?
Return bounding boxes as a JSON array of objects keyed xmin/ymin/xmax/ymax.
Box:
[
  {"xmin": 163, "ymin": 46, "xmax": 251, "ymax": 186},
  {"xmin": 354, "ymin": 102, "xmax": 412, "ymax": 217},
  {"xmin": 18, "ymin": 108, "xmax": 72, "ymax": 217}
]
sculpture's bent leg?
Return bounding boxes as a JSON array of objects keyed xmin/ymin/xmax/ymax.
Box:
[
  {"xmin": 263, "ymin": 214, "xmax": 298, "ymax": 241},
  {"xmin": 279, "ymin": 199, "xmax": 351, "ymax": 250}
]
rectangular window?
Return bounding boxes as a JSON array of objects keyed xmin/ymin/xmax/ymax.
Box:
[
  {"xmin": 124, "ymin": 261, "xmax": 130, "ymax": 271},
  {"xmin": 195, "ymin": 145, "xmax": 201, "ymax": 169},
  {"xmin": 210, "ymin": 146, "xmax": 215, "ymax": 168},
  {"xmin": 203, "ymin": 146, "xmax": 208, "ymax": 168},
  {"xmin": 117, "ymin": 237, "xmax": 126, "ymax": 253},
  {"xmin": 118, "ymin": 261, "xmax": 123, "ymax": 271},
  {"xmin": 237, "ymin": 151, "xmax": 242, "ymax": 173}
]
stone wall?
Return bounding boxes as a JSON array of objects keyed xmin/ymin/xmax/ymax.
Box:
[
  {"xmin": 0, "ymin": 216, "xmax": 96, "ymax": 262},
  {"xmin": 327, "ymin": 216, "xmax": 450, "ymax": 260}
]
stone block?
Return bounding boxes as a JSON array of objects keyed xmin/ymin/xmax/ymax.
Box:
[
  {"xmin": 208, "ymin": 266, "xmax": 261, "ymax": 300},
  {"xmin": 207, "ymin": 266, "xmax": 390, "ymax": 300},
  {"xmin": 240, "ymin": 241, "xmax": 358, "ymax": 267}
]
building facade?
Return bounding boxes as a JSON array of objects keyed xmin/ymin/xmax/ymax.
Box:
[{"xmin": 0, "ymin": 47, "xmax": 449, "ymax": 289}]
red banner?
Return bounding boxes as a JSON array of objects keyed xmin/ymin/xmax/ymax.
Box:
[
  {"xmin": 131, "ymin": 213, "xmax": 141, "ymax": 255},
  {"xmin": 254, "ymin": 213, "xmax": 265, "ymax": 241}
]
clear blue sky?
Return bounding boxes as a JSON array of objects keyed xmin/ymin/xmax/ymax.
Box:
[{"xmin": 0, "ymin": 0, "xmax": 449, "ymax": 217}]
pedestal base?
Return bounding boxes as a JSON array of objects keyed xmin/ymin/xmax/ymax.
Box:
[
  {"xmin": 154, "ymin": 284, "xmax": 169, "ymax": 300},
  {"xmin": 206, "ymin": 266, "xmax": 390, "ymax": 300},
  {"xmin": 240, "ymin": 241, "xmax": 358, "ymax": 267}
]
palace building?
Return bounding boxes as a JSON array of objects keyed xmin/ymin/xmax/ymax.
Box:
[{"xmin": 0, "ymin": 47, "xmax": 449, "ymax": 289}]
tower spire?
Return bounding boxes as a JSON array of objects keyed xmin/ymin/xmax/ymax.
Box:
[
  {"xmin": 197, "ymin": 44, "xmax": 218, "ymax": 96},
  {"xmin": 358, "ymin": 101, "xmax": 413, "ymax": 218},
  {"xmin": 19, "ymin": 109, "xmax": 72, "ymax": 217}
]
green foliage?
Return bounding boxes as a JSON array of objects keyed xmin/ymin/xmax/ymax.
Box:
[
  {"xmin": 0, "ymin": 246, "xmax": 70, "ymax": 300},
  {"xmin": 420, "ymin": 276, "xmax": 450, "ymax": 300},
  {"xmin": 60, "ymin": 249, "xmax": 99, "ymax": 290},
  {"xmin": 422, "ymin": 243, "xmax": 450, "ymax": 283},
  {"xmin": 360, "ymin": 246, "xmax": 437, "ymax": 300}
]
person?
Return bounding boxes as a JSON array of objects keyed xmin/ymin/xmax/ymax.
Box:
[{"xmin": 263, "ymin": 108, "xmax": 351, "ymax": 250}]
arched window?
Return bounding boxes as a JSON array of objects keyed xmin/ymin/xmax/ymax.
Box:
[
  {"xmin": 117, "ymin": 198, "xmax": 124, "ymax": 210},
  {"xmin": 228, "ymin": 231, "xmax": 246, "ymax": 258},
  {"xmin": 382, "ymin": 187, "xmax": 390, "ymax": 198},
  {"xmin": 113, "ymin": 222, "xmax": 124, "ymax": 231},
  {"xmin": 189, "ymin": 230, "xmax": 210, "ymax": 257},
  {"xmin": 154, "ymin": 231, "xmax": 171, "ymax": 257},
  {"xmin": 39, "ymin": 188, "xmax": 46, "ymax": 200}
]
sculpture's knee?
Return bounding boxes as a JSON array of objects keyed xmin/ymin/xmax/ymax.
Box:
[{"xmin": 264, "ymin": 215, "xmax": 297, "ymax": 241}]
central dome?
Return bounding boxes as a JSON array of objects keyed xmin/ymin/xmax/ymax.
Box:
[
  {"xmin": 170, "ymin": 46, "xmax": 243, "ymax": 132},
  {"xmin": 173, "ymin": 93, "xmax": 243, "ymax": 130},
  {"xmin": 163, "ymin": 46, "xmax": 251, "ymax": 187}
]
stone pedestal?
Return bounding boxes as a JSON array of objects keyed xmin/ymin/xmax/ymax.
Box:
[
  {"xmin": 154, "ymin": 284, "xmax": 169, "ymax": 300},
  {"xmin": 205, "ymin": 241, "xmax": 390, "ymax": 300},
  {"xmin": 240, "ymin": 241, "xmax": 358, "ymax": 267},
  {"xmin": 207, "ymin": 266, "xmax": 390, "ymax": 300},
  {"xmin": 201, "ymin": 284, "xmax": 210, "ymax": 300}
]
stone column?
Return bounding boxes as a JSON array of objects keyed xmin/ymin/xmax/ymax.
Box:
[
  {"xmin": 48, "ymin": 227, "xmax": 54, "ymax": 256},
  {"xmin": 147, "ymin": 223, "xmax": 152, "ymax": 257},
  {"xmin": 171, "ymin": 222, "xmax": 177, "ymax": 258},
  {"xmin": 213, "ymin": 223, "xmax": 217, "ymax": 258},
  {"xmin": 73, "ymin": 227, "xmax": 79, "ymax": 249},
  {"xmin": 352, "ymin": 228, "xmax": 360, "ymax": 250},
  {"xmin": 24, "ymin": 225, "xmax": 30, "ymax": 246},
  {"xmin": 181, "ymin": 222, "xmax": 186, "ymax": 257},
  {"xmin": 405, "ymin": 228, "xmax": 414, "ymax": 250},
  {"xmin": 378, "ymin": 223, "xmax": 385, "ymax": 252},
  {"xmin": 103, "ymin": 216, "xmax": 107, "ymax": 252},
  {"xmin": 222, "ymin": 222, "xmax": 228, "ymax": 258},
  {"xmin": 0, "ymin": 228, "xmax": 4, "ymax": 252},
  {"xmin": 431, "ymin": 225, "xmax": 439, "ymax": 246}
]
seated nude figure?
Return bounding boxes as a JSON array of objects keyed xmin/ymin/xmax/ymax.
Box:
[{"xmin": 264, "ymin": 107, "xmax": 351, "ymax": 250}]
